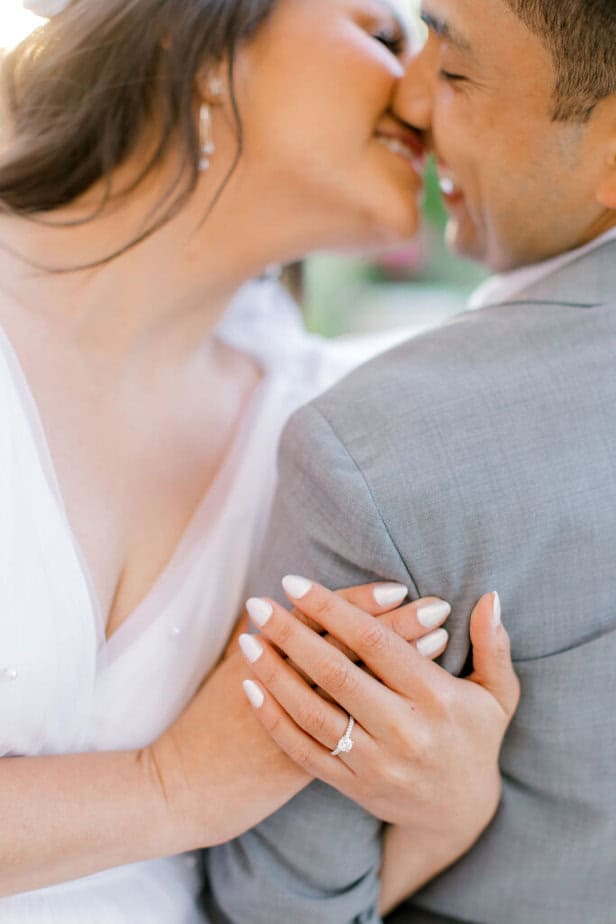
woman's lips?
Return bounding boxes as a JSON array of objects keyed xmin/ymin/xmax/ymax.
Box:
[{"xmin": 376, "ymin": 130, "xmax": 427, "ymax": 175}]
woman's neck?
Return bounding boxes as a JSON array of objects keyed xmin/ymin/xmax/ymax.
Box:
[
  {"xmin": 0, "ymin": 155, "xmax": 266, "ymax": 373},
  {"xmin": 0, "ymin": 230, "xmax": 233, "ymax": 370}
]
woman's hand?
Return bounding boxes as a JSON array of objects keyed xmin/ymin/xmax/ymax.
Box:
[
  {"xmin": 239, "ymin": 577, "xmax": 520, "ymax": 855},
  {"xmin": 226, "ymin": 582, "xmax": 450, "ymax": 667},
  {"xmin": 147, "ymin": 581, "xmax": 451, "ymax": 849}
]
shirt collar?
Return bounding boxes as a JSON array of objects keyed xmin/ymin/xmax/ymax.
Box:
[{"xmin": 469, "ymin": 226, "xmax": 616, "ymax": 310}]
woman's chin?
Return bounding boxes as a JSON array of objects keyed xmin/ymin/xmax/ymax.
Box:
[
  {"xmin": 282, "ymin": 200, "xmax": 420, "ymax": 260},
  {"xmin": 358, "ymin": 190, "xmax": 421, "ymax": 245},
  {"xmin": 362, "ymin": 210, "xmax": 420, "ymax": 250}
]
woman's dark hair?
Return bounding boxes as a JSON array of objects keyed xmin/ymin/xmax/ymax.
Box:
[{"xmin": 0, "ymin": 0, "xmax": 276, "ymax": 260}]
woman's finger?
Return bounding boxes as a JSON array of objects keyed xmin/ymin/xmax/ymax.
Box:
[
  {"xmin": 238, "ymin": 633, "xmax": 379, "ymax": 769},
  {"xmin": 320, "ymin": 597, "xmax": 451, "ymax": 661},
  {"xmin": 284, "ymin": 581, "xmax": 410, "ymax": 636},
  {"xmin": 278, "ymin": 576, "xmax": 438, "ymax": 695},
  {"xmin": 241, "ymin": 677, "xmax": 357, "ymax": 786},
  {"xmin": 467, "ymin": 592, "xmax": 521, "ymax": 720},
  {"xmin": 287, "ymin": 625, "xmax": 449, "ymax": 703},
  {"xmin": 378, "ymin": 597, "xmax": 451, "ymax": 640},
  {"xmin": 245, "ymin": 596, "xmax": 403, "ymax": 732},
  {"xmin": 328, "ymin": 629, "xmax": 449, "ymax": 679},
  {"xmin": 327, "ymin": 581, "xmax": 409, "ymax": 614},
  {"xmin": 320, "ymin": 622, "xmax": 450, "ymax": 670},
  {"xmin": 285, "ymin": 596, "xmax": 451, "ymax": 684},
  {"xmin": 414, "ymin": 628, "xmax": 449, "ymax": 660}
]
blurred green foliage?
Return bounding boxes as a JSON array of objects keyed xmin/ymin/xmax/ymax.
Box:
[{"xmin": 305, "ymin": 158, "xmax": 486, "ymax": 337}]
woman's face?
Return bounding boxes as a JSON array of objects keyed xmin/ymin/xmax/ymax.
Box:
[{"xmin": 223, "ymin": 0, "xmax": 426, "ymax": 259}]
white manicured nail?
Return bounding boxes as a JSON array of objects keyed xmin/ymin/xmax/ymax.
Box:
[
  {"xmin": 417, "ymin": 600, "xmax": 451, "ymax": 629},
  {"xmin": 282, "ymin": 575, "xmax": 313, "ymax": 600},
  {"xmin": 242, "ymin": 679, "xmax": 264, "ymax": 709},
  {"xmin": 492, "ymin": 592, "xmax": 502, "ymax": 628},
  {"xmin": 373, "ymin": 583, "xmax": 408, "ymax": 607},
  {"xmin": 417, "ymin": 628, "xmax": 449, "ymax": 658},
  {"xmin": 246, "ymin": 597, "xmax": 273, "ymax": 628},
  {"xmin": 239, "ymin": 633, "xmax": 264, "ymax": 664}
]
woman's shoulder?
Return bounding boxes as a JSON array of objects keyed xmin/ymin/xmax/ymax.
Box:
[{"xmin": 216, "ymin": 277, "xmax": 308, "ymax": 360}]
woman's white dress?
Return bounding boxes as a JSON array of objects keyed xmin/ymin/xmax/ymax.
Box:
[{"xmin": 0, "ymin": 279, "xmax": 388, "ymax": 922}]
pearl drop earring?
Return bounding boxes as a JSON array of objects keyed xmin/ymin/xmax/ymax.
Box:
[
  {"xmin": 199, "ymin": 103, "xmax": 215, "ymax": 172},
  {"xmin": 198, "ymin": 77, "xmax": 224, "ymax": 173}
]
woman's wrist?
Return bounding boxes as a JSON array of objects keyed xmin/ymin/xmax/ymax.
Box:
[
  {"xmin": 145, "ymin": 651, "xmax": 313, "ymax": 852},
  {"xmin": 0, "ymin": 748, "xmax": 199, "ymax": 897},
  {"xmin": 142, "ymin": 732, "xmax": 209, "ymax": 853}
]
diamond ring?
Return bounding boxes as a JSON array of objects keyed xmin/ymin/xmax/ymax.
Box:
[{"xmin": 331, "ymin": 715, "xmax": 355, "ymax": 757}]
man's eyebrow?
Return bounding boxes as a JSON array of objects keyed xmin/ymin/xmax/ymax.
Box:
[{"xmin": 420, "ymin": 9, "xmax": 472, "ymax": 53}]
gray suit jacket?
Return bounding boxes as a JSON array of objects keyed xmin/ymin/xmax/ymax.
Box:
[{"xmin": 204, "ymin": 239, "xmax": 616, "ymax": 924}]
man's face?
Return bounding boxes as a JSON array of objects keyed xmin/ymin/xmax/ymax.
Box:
[{"xmin": 406, "ymin": 0, "xmax": 616, "ymax": 272}]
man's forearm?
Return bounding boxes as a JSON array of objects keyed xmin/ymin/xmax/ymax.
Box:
[{"xmin": 379, "ymin": 824, "xmax": 478, "ymax": 917}]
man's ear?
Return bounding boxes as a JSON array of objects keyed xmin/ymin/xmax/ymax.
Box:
[
  {"xmin": 596, "ymin": 165, "xmax": 616, "ymax": 209},
  {"xmin": 595, "ymin": 117, "xmax": 616, "ymax": 209}
]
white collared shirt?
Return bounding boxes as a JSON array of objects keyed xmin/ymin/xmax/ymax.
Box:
[{"xmin": 469, "ymin": 226, "xmax": 616, "ymax": 310}]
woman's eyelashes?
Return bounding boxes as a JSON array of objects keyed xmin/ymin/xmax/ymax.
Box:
[{"xmin": 372, "ymin": 25, "xmax": 407, "ymax": 57}]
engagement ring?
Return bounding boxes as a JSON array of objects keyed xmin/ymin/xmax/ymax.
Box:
[{"xmin": 331, "ymin": 715, "xmax": 355, "ymax": 757}]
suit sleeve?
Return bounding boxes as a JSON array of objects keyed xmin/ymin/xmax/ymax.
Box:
[{"xmin": 203, "ymin": 402, "xmax": 419, "ymax": 924}]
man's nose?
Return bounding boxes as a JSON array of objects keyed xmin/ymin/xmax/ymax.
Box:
[{"xmin": 393, "ymin": 34, "xmax": 438, "ymax": 133}]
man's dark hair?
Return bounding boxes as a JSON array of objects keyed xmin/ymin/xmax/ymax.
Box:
[{"xmin": 506, "ymin": 0, "xmax": 616, "ymax": 121}]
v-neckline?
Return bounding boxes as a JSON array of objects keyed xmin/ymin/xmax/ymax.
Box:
[
  {"xmin": 0, "ymin": 320, "xmax": 268, "ymax": 663},
  {"xmin": 102, "ymin": 372, "xmax": 268, "ymax": 663},
  {"xmin": 0, "ymin": 322, "xmax": 106, "ymax": 647}
]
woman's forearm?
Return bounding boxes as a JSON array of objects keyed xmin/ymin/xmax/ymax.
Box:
[
  {"xmin": 0, "ymin": 652, "xmax": 309, "ymax": 898},
  {"xmin": 148, "ymin": 650, "xmax": 310, "ymax": 843},
  {"xmin": 0, "ymin": 748, "xmax": 179, "ymax": 896}
]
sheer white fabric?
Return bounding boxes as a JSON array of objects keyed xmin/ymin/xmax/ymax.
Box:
[{"xmin": 0, "ymin": 279, "xmax": 382, "ymax": 922}]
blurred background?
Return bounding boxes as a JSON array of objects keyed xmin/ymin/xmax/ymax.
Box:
[
  {"xmin": 302, "ymin": 162, "xmax": 486, "ymax": 339},
  {"xmin": 0, "ymin": 1, "xmax": 486, "ymax": 339},
  {"xmin": 0, "ymin": 0, "xmax": 45, "ymax": 52}
]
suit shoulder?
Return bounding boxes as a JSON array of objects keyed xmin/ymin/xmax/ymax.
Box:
[
  {"xmin": 310, "ymin": 307, "xmax": 507, "ymax": 428},
  {"xmin": 309, "ymin": 298, "xmax": 613, "ymax": 442}
]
